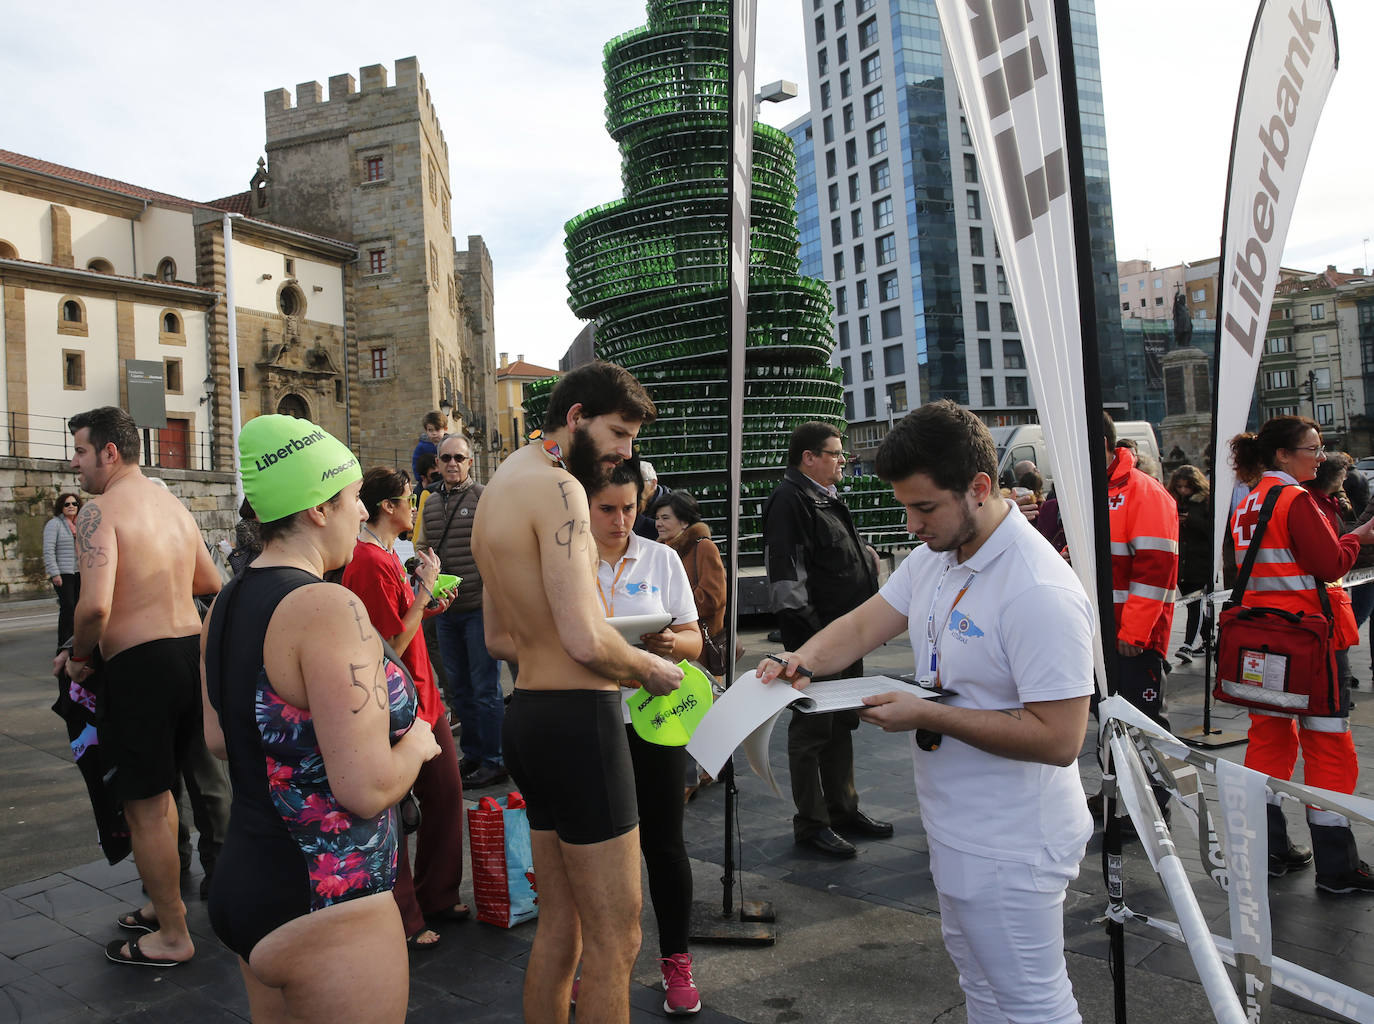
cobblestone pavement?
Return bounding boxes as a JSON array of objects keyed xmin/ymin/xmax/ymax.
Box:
[{"xmin": 3, "ymin": 595, "xmax": 1372, "ymax": 1022}]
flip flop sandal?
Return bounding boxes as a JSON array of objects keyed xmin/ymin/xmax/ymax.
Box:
[
  {"xmin": 116, "ymin": 908, "xmax": 158, "ymax": 933},
  {"xmin": 104, "ymin": 938, "xmax": 184, "ymax": 968},
  {"xmin": 424, "ymin": 904, "xmax": 471, "ymax": 924},
  {"xmin": 406, "ymin": 928, "xmax": 442, "ymax": 951}
]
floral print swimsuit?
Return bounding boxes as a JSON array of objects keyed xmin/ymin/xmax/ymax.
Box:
[{"xmin": 205, "ymin": 566, "xmax": 418, "ymax": 959}]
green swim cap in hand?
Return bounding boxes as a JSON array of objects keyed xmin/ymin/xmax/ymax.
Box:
[{"xmin": 625, "ymin": 662, "xmax": 714, "ymax": 746}]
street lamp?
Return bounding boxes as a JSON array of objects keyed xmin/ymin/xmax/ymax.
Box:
[{"xmin": 753, "ymin": 79, "xmax": 798, "ymax": 119}]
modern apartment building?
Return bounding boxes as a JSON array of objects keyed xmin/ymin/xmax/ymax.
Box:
[{"xmin": 793, "ymin": 0, "xmax": 1125, "ymax": 451}]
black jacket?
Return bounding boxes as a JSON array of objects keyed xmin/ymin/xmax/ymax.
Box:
[
  {"xmin": 421, "ymin": 477, "xmax": 484, "ymax": 612},
  {"xmin": 762, "ymin": 467, "xmax": 878, "ymax": 649},
  {"xmin": 1176, "ymin": 492, "xmax": 1210, "ymax": 592}
]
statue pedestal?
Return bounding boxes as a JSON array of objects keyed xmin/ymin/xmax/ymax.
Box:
[{"xmin": 1160, "ymin": 347, "xmax": 1212, "ymax": 471}]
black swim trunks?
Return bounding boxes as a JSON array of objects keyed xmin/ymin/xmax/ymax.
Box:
[
  {"xmin": 99, "ymin": 635, "xmax": 203, "ymax": 802},
  {"xmin": 503, "ymin": 689, "xmax": 638, "ymax": 844}
]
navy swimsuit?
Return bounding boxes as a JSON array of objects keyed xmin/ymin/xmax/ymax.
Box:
[{"xmin": 205, "ymin": 566, "xmax": 418, "ymax": 960}]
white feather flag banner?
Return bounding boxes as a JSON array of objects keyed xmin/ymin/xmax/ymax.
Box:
[
  {"xmin": 1210, "ymin": 0, "xmax": 1338, "ymax": 585},
  {"xmin": 934, "ymin": 0, "xmax": 1106, "ymax": 690}
]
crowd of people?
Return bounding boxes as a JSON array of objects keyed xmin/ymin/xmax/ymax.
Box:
[{"xmin": 44, "ymin": 367, "xmax": 1374, "ymax": 1022}]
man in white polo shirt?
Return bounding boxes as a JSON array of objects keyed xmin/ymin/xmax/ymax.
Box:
[{"xmin": 758, "ymin": 399, "xmax": 1094, "ymax": 1024}]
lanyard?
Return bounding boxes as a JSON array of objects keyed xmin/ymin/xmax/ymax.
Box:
[
  {"xmin": 925, "ymin": 566, "xmax": 976, "ymax": 684},
  {"xmin": 595, "ymin": 558, "xmax": 630, "ymax": 618}
]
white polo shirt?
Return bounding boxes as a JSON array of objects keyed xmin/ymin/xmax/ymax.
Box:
[
  {"xmin": 878, "ymin": 501, "xmax": 1094, "ymax": 865},
  {"xmin": 597, "ymin": 533, "xmax": 698, "ymax": 720}
]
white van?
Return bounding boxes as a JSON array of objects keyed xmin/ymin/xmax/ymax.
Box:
[{"xmin": 989, "ymin": 420, "xmax": 1162, "ymax": 493}]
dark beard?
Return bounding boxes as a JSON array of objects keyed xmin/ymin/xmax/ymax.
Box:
[
  {"xmin": 928, "ymin": 500, "xmax": 979, "ymax": 553},
  {"xmin": 565, "ymin": 424, "xmax": 617, "ymax": 493}
]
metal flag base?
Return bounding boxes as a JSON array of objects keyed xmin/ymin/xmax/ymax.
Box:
[
  {"xmin": 688, "ymin": 899, "xmax": 776, "ymax": 945},
  {"xmin": 1178, "ymin": 724, "xmax": 1248, "ymax": 749}
]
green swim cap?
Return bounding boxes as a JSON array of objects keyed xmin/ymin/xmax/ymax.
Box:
[{"xmin": 238, "ymin": 415, "xmax": 361, "ymax": 523}]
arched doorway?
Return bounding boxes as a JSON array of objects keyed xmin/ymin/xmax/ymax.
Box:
[{"xmin": 277, "ymin": 393, "xmax": 310, "ymax": 419}]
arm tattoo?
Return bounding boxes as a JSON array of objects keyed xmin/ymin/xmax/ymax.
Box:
[
  {"xmin": 74, "ymin": 504, "xmax": 108, "ymax": 569},
  {"xmin": 556, "ymin": 480, "xmax": 574, "ymax": 509},
  {"xmin": 348, "ymin": 659, "xmax": 390, "ymax": 713},
  {"xmin": 553, "ymin": 518, "xmax": 588, "ymax": 558},
  {"xmin": 995, "ymin": 708, "xmax": 1024, "ymax": 720},
  {"xmin": 346, "ymin": 599, "xmax": 370, "ymax": 643}
]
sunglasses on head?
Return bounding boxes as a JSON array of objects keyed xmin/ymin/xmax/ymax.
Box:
[{"xmin": 438, "ymin": 453, "xmax": 469, "ymax": 463}]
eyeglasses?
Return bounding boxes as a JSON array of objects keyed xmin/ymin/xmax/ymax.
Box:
[
  {"xmin": 438, "ymin": 453, "xmax": 470, "ymax": 464},
  {"xmin": 387, "ymin": 494, "xmax": 418, "ymax": 508},
  {"xmin": 1290, "ymin": 444, "xmax": 1326, "ymax": 456},
  {"xmin": 813, "ymin": 448, "xmax": 849, "ymax": 460}
]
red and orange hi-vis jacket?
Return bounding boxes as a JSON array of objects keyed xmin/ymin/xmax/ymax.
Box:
[{"xmin": 1107, "ymin": 446, "xmax": 1178, "ymax": 657}]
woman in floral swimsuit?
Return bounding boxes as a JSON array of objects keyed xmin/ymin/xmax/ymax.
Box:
[{"xmin": 201, "ymin": 416, "xmax": 439, "ymax": 1023}]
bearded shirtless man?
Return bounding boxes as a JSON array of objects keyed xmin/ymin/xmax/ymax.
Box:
[
  {"xmin": 473, "ymin": 362, "xmax": 683, "ymax": 1024},
  {"xmin": 53, "ymin": 407, "xmax": 223, "ymax": 967}
]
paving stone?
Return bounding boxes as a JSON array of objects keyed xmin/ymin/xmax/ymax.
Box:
[
  {"xmin": 60, "ymin": 858, "xmax": 139, "ymax": 892},
  {"xmin": 0, "ymin": 915, "xmax": 76, "ymax": 958},
  {"xmin": 0, "ymin": 951, "xmax": 31, "ymax": 986},
  {"xmin": 0, "ymin": 895, "xmax": 36, "ymax": 923},
  {"xmin": 0, "ymin": 973, "xmax": 85, "ymax": 1022},
  {"xmin": 17, "ymin": 880, "xmax": 121, "ymax": 922}
]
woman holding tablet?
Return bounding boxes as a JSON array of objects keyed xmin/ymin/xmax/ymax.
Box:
[{"xmin": 587, "ymin": 460, "xmax": 705, "ymax": 1016}]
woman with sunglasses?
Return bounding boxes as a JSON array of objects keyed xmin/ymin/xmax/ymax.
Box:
[
  {"xmin": 43, "ymin": 492, "xmax": 82, "ymax": 650},
  {"xmin": 1229, "ymin": 417, "xmax": 1374, "ymax": 895},
  {"xmin": 341, "ymin": 467, "xmax": 468, "ymax": 948}
]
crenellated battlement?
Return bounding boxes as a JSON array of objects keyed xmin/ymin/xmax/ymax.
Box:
[{"xmin": 263, "ymin": 57, "xmax": 448, "ymax": 164}]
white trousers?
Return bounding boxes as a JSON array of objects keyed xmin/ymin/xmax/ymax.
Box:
[{"xmin": 928, "ymin": 835, "xmax": 1083, "ymax": 1024}]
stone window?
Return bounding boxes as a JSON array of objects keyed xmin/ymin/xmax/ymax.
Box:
[
  {"xmin": 429, "ymin": 243, "xmax": 439, "ymax": 287},
  {"xmin": 0, "ymin": 239, "xmax": 17, "ymax": 259},
  {"xmin": 63, "ymin": 350, "xmax": 85, "ymax": 389},
  {"xmin": 87, "ymin": 258, "xmax": 114, "ymax": 274},
  {"xmin": 366, "ymin": 247, "xmax": 388, "ymax": 275},
  {"xmin": 370, "ymin": 347, "xmax": 390, "ymax": 379},
  {"xmin": 164, "ymin": 357, "xmax": 183, "ymax": 394},
  {"xmin": 159, "ymin": 309, "xmax": 186, "ymax": 346},
  {"xmin": 284, "ymin": 257, "xmax": 295, "ymax": 277},
  {"xmin": 58, "ymin": 296, "xmax": 88, "ymax": 337},
  {"xmin": 157, "ymin": 258, "xmax": 176, "ymax": 282},
  {"xmin": 364, "ymin": 154, "xmax": 386, "ymax": 182},
  {"xmin": 428, "ymin": 157, "xmax": 438, "ymax": 204},
  {"xmin": 277, "ymin": 283, "xmax": 305, "ymax": 318}
]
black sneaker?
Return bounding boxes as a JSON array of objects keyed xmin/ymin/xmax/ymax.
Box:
[
  {"xmin": 1316, "ymin": 862, "xmax": 1374, "ymax": 895},
  {"xmin": 1267, "ymin": 843, "xmax": 1313, "ymax": 878},
  {"xmin": 1174, "ymin": 645, "xmax": 1194, "ymax": 664}
]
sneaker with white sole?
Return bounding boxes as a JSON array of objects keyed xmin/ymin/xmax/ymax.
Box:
[
  {"xmin": 1174, "ymin": 645, "xmax": 1194, "ymax": 664},
  {"xmin": 660, "ymin": 952, "xmax": 702, "ymax": 1015},
  {"xmin": 1315, "ymin": 861, "xmax": 1374, "ymax": 895}
]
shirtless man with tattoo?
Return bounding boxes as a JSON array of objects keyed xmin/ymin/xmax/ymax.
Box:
[
  {"xmin": 473, "ymin": 362, "xmax": 683, "ymax": 1024},
  {"xmin": 53, "ymin": 407, "xmax": 223, "ymax": 967}
]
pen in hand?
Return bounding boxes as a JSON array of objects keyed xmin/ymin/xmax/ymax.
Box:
[{"xmin": 766, "ymin": 653, "xmax": 815, "ymax": 680}]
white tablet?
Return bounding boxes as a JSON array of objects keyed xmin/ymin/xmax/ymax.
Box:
[{"xmin": 607, "ymin": 612, "xmax": 673, "ymax": 644}]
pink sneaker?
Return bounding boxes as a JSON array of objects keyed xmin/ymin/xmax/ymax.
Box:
[{"xmin": 660, "ymin": 953, "xmax": 701, "ymax": 1015}]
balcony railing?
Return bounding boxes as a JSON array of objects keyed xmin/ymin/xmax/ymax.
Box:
[{"xmin": 1, "ymin": 410, "xmax": 218, "ymax": 472}]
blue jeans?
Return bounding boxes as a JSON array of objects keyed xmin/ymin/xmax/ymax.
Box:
[{"xmin": 435, "ymin": 606, "xmax": 503, "ymax": 768}]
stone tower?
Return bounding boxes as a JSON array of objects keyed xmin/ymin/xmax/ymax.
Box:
[{"xmin": 259, "ymin": 58, "xmax": 464, "ymax": 463}]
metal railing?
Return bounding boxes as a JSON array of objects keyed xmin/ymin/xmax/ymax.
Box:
[{"xmin": 1, "ymin": 410, "xmax": 218, "ymax": 472}]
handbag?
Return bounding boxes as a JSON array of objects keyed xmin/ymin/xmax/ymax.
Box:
[
  {"xmin": 1213, "ymin": 485, "xmax": 1341, "ymax": 716},
  {"xmin": 467, "ymin": 792, "xmax": 538, "ymax": 928},
  {"xmin": 693, "ymin": 540, "xmax": 729, "ymax": 676}
]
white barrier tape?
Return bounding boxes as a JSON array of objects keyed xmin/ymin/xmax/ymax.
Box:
[
  {"xmin": 1175, "ymin": 565, "xmax": 1374, "ymax": 607},
  {"xmin": 1130, "ymin": 914, "xmax": 1374, "ymax": 1023},
  {"xmin": 1100, "ymin": 696, "xmax": 1374, "ymax": 828},
  {"xmin": 1108, "ymin": 727, "xmax": 1248, "ymax": 1024}
]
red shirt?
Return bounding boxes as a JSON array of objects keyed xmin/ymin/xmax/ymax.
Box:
[{"xmin": 341, "ymin": 540, "xmax": 443, "ymax": 727}]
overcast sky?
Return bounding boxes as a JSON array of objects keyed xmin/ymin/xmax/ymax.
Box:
[{"xmin": 3, "ymin": 1, "xmax": 1368, "ymax": 370}]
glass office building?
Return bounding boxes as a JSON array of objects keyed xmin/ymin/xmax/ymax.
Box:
[{"xmin": 797, "ymin": 0, "xmax": 1126, "ymax": 434}]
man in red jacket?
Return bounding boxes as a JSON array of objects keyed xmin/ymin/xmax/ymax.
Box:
[{"xmin": 1091, "ymin": 414, "xmax": 1179, "ymax": 825}]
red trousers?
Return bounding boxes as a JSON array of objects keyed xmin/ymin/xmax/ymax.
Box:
[
  {"xmin": 393, "ymin": 717, "xmax": 466, "ymax": 937},
  {"xmin": 1244, "ymin": 712, "xmax": 1358, "ymax": 795}
]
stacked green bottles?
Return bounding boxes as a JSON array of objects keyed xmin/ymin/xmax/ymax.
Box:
[{"xmin": 533, "ymin": 0, "xmax": 908, "ymax": 555}]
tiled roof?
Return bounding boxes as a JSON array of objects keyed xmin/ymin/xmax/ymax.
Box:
[
  {"xmin": 497, "ymin": 360, "xmax": 560, "ymax": 379},
  {"xmin": 207, "ymin": 191, "xmax": 253, "ymax": 215},
  {"xmin": 0, "ymin": 149, "xmax": 209, "ymax": 210}
]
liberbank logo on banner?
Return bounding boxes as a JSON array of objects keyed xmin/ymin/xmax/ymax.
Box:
[
  {"xmin": 1224, "ymin": 2, "xmax": 1338, "ymax": 357},
  {"xmin": 252, "ymin": 429, "xmax": 327, "ymax": 473}
]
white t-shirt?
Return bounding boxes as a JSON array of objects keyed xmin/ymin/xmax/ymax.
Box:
[
  {"xmin": 878, "ymin": 501, "xmax": 1094, "ymax": 864},
  {"xmin": 596, "ymin": 533, "xmax": 698, "ymax": 721}
]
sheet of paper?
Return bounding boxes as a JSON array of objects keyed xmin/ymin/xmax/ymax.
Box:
[
  {"xmin": 687, "ymin": 672, "xmax": 948, "ymax": 797},
  {"xmin": 792, "ymin": 675, "xmax": 946, "ymax": 714}
]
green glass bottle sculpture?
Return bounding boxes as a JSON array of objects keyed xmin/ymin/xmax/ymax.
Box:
[{"xmin": 528, "ymin": 0, "xmax": 906, "ymax": 555}]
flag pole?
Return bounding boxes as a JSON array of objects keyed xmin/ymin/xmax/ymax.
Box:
[{"xmin": 1051, "ymin": 2, "xmax": 1125, "ymax": 1019}]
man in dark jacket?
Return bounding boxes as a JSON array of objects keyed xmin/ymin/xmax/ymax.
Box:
[
  {"xmin": 423, "ymin": 433, "xmax": 505, "ymax": 788},
  {"xmin": 632, "ymin": 459, "xmax": 671, "ymax": 539},
  {"xmin": 762, "ymin": 422, "xmax": 891, "ymax": 857}
]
